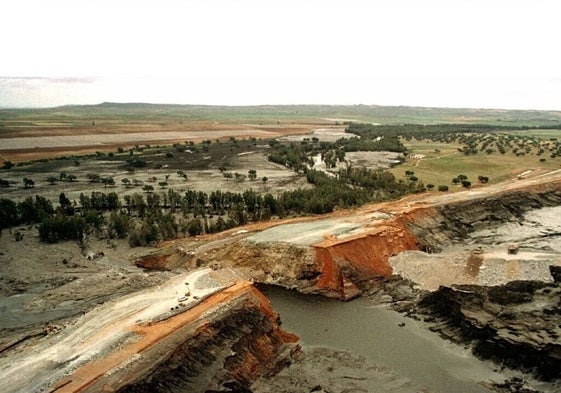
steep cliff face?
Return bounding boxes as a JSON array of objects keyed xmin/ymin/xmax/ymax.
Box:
[
  {"xmin": 311, "ymin": 226, "xmax": 420, "ymax": 299},
  {"xmin": 113, "ymin": 286, "xmax": 299, "ymax": 393},
  {"xmin": 49, "ymin": 282, "xmax": 299, "ymax": 393},
  {"xmin": 403, "ymin": 188, "xmax": 561, "ymax": 252},
  {"xmin": 418, "ymin": 278, "xmax": 561, "ymax": 380}
]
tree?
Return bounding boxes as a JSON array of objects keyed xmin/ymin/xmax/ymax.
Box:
[
  {"xmin": 90, "ymin": 192, "xmax": 106, "ymax": 210},
  {"xmin": 143, "ymin": 184, "xmax": 154, "ymax": 193},
  {"xmin": 23, "ymin": 177, "xmax": 35, "ymax": 189},
  {"xmin": 46, "ymin": 176, "xmax": 58, "ymax": 185},
  {"xmin": 438, "ymin": 185, "xmax": 449, "ymax": 192},
  {"xmin": 248, "ymin": 169, "xmax": 257, "ymax": 180},
  {"xmin": 477, "ymin": 175, "xmax": 489, "ymax": 184},
  {"xmin": 147, "ymin": 193, "xmax": 160, "ymax": 208},
  {"xmin": 128, "ymin": 159, "xmax": 147, "ymax": 168},
  {"xmin": 263, "ymin": 193, "xmax": 278, "ymax": 215},
  {"xmin": 18, "ymin": 197, "xmax": 36, "ymax": 223},
  {"xmin": 87, "ymin": 173, "xmax": 100, "ymax": 182},
  {"xmin": 229, "ymin": 202, "xmax": 248, "ymax": 225},
  {"xmin": 106, "ymin": 192, "xmax": 120, "ymax": 210},
  {"xmin": 0, "ymin": 199, "xmax": 18, "ymax": 229},
  {"xmin": 66, "ymin": 174, "xmax": 77, "ymax": 182},
  {"xmin": 2, "ymin": 161, "xmax": 14, "ymax": 170},
  {"xmin": 121, "ymin": 178, "xmax": 131, "ymax": 188},
  {"xmin": 59, "ymin": 193, "xmax": 73, "ymax": 215},
  {"xmin": 461, "ymin": 180, "xmax": 471, "ymax": 188},
  {"xmin": 187, "ymin": 218, "xmax": 203, "ymax": 236},
  {"xmin": 336, "ymin": 149, "xmax": 346, "ymax": 162},
  {"xmin": 101, "ymin": 177, "xmax": 115, "ymax": 188},
  {"xmin": 79, "ymin": 193, "xmax": 92, "ymax": 210},
  {"xmin": 158, "ymin": 181, "xmax": 168, "ymax": 189},
  {"xmin": 130, "ymin": 219, "xmax": 160, "ymax": 246},
  {"xmin": 39, "ymin": 215, "xmax": 85, "ymax": 243},
  {"xmin": 108, "ymin": 212, "xmax": 129, "ymax": 239},
  {"xmin": 132, "ymin": 193, "xmax": 147, "ymax": 217}
]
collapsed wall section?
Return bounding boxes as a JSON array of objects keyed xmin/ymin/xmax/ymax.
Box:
[{"xmin": 311, "ymin": 226, "xmax": 421, "ymax": 300}]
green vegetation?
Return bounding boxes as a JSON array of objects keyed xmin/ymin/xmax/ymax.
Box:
[{"xmin": 391, "ymin": 125, "xmax": 561, "ymax": 187}]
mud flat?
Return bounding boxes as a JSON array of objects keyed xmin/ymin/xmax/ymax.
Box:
[
  {"xmin": 276, "ymin": 127, "xmax": 353, "ymax": 142},
  {"xmin": 0, "ymin": 130, "xmax": 277, "ymax": 150}
]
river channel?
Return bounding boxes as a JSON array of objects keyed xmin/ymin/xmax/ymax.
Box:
[{"xmin": 259, "ymin": 285, "xmax": 551, "ymax": 393}]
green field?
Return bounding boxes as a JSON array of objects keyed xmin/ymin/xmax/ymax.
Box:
[
  {"xmin": 391, "ymin": 138, "xmax": 561, "ymax": 188},
  {"xmin": 502, "ymin": 129, "xmax": 561, "ymax": 140},
  {"xmin": 2, "ymin": 103, "xmax": 561, "ymax": 128}
]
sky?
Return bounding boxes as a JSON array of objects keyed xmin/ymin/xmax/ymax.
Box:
[{"xmin": 1, "ymin": 0, "xmax": 560, "ymax": 110}]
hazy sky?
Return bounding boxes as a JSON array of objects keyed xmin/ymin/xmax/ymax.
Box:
[{"xmin": 1, "ymin": 0, "xmax": 560, "ymax": 109}]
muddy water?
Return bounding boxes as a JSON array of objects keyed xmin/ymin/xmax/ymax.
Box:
[{"xmin": 261, "ymin": 285, "xmax": 515, "ymax": 393}]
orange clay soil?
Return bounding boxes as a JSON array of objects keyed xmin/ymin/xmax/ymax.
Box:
[{"xmin": 312, "ymin": 224, "xmax": 421, "ymax": 299}]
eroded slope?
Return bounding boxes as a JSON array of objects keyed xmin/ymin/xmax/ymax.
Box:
[{"xmin": 136, "ymin": 170, "xmax": 561, "ymax": 299}]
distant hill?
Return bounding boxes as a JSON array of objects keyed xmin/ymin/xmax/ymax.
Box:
[{"xmin": 2, "ymin": 102, "xmax": 561, "ymax": 127}]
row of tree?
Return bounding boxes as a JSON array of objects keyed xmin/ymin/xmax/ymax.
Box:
[{"xmin": 1, "ymin": 161, "xmax": 425, "ymax": 245}]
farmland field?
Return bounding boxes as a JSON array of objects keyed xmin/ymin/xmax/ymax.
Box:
[
  {"xmin": 391, "ymin": 137, "xmax": 561, "ymax": 188},
  {"xmin": 2, "ymin": 103, "xmax": 561, "ymax": 203}
]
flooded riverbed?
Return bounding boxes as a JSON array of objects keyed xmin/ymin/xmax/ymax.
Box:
[{"xmin": 258, "ymin": 285, "xmax": 550, "ymax": 393}]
